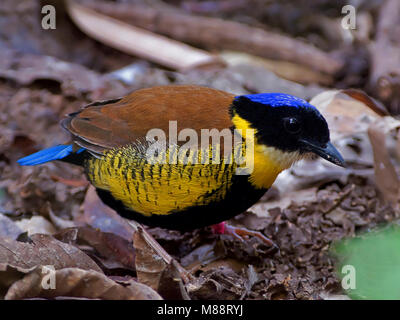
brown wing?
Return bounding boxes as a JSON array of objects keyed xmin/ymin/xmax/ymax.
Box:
[{"xmin": 62, "ymin": 85, "xmax": 235, "ymax": 155}]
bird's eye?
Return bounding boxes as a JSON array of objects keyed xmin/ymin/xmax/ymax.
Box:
[{"xmin": 284, "ymin": 118, "xmax": 301, "ymax": 134}]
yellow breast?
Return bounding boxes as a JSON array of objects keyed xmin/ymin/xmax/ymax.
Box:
[{"xmin": 85, "ymin": 145, "xmax": 238, "ymax": 216}]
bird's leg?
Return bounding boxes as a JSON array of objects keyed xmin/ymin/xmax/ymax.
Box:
[{"xmin": 211, "ymin": 222, "xmax": 279, "ymax": 251}]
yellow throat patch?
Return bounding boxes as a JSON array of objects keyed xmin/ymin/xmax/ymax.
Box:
[{"xmin": 231, "ymin": 112, "xmax": 302, "ymax": 189}]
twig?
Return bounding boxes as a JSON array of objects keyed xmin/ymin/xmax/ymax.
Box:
[
  {"xmin": 66, "ymin": 0, "xmax": 224, "ymax": 72},
  {"xmin": 368, "ymin": 0, "xmax": 400, "ymax": 115},
  {"xmin": 84, "ymin": 0, "xmax": 344, "ymax": 75}
]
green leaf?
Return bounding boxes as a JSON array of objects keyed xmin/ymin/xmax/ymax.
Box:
[{"xmin": 333, "ymin": 225, "xmax": 400, "ymax": 300}]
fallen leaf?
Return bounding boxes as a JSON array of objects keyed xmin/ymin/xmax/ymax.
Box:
[
  {"xmin": 79, "ymin": 186, "xmax": 135, "ymax": 241},
  {"xmin": 180, "ymin": 243, "xmax": 220, "ymax": 269},
  {"xmin": 50, "ymin": 175, "xmax": 89, "ymax": 188},
  {"xmin": 325, "ymin": 207, "xmax": 349, "ymax": 226},
  {"xmin": 14, "ymin": 216, "xmax": 56, "ymax": 236},
  {"xmin": 250, "ymin": 187, "xmax": 318, "ymax": 217},
  {"xmin": 0, "ymin": 264, "xmax": 35, "ymax": 299},
  {"xmin": 310, "ymin": 89, "xmax": 385, "ymax": 140},
  {"xmin": 240, "ymin": 265, "xmax": 259, "ymax": 299},
  {"xmin": 47, "ymin": 203, "xmax": 77, "ymax": 230},
  {"xmin": 77, "ymin": 226, "xmax": 136, "ymax": 271},
  {"xmin": 0, "ymin": 48, "xmax": 127, "ymax": 99},
  {"xmin": 53, "ymin": 228, "xmax": 79, "ymax": 245},
  {"xmin": 133, "ymin": 227, "xmax": 189, "ymax": 299},
  {"xmin": 187, "ymin": 266, "xmax": 246, "ymax": 300},
  {"xmin": 221, "ymin": 51, "xmax": 333, "ymax": 86},
  {"xmin": 5, "ymin": 267, "xmax": 161, "ymax": 300},
  {"xmin": 368, "ymin": 124, "xmax": 400, "ymax": 205},
  {"xmin": 310, "ymin": 89, "xmax": 392, "ymax": 166},
  {"xmin": 157, "ymin": 262, "xmax": 191, "ymax": 300},
  {"xmin": 0, "ymin": 234, "xmax": 102, "ymax": 273},
  {"xmin": 341, "ymin": 89, "xmax": 389, "ymax": 116},
  {"xmin": 0, "ymin": 214, "xmax": 23, "ymax": 240}
]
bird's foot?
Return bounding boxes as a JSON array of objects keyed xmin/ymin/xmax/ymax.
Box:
[{"xmin": 211, "ymin": 222, "xmax": 279, "ymax": 252}]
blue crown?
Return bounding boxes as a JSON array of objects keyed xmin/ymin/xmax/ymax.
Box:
[{"xmin": 239, "ymin": 93, "xmax": 315, "ymax": 109}]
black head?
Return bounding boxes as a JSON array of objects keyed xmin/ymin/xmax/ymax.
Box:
[{"xmin": 232, "ymin": 93, "xmax": 345, "ymax": 167}]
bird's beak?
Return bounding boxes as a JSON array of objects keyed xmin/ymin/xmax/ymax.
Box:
[{"xmin": 300, "ymin": 140, "xmax": 346, "ymax": 167}]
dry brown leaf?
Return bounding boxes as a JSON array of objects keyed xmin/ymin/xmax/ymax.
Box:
[
  {"xmin": 0, "ymin": 264, "xmax": 36, "ymax": 299},
  {"xmin": 79, "ymin": 186, "xmax": 135, "ymax": 241},
  {"xmin": 50, "ymin": 175, "xmax": 89, "ymax": 188},
  {"xmin": 221, "ymin": 51, "xmax": 333, "ymax": 86},
  {"xmin": 47, "ymin": 203, "xmax": 77, "ymax": 230},
  {"xmin": 397, "ymin": 130, "xmax": 400, "ymax": 162},
  {"xmin": 5, "ymin": 267, "xmax": 161, "ymax": 300},
  {"xmin": 367, "ymin": 125, "xmax": 400, "ymax": 205},
  {"xmin": 0, "ymin": 48, "xmax": 127, "ymax": 99},
  {"xmin": 310, "ymin": 89, "xmax": 385, "ymax": 140},
  {"xmin": 80, "ymin": 188, "xmax": 188, "ymax": 296},
  {"xmin": 341, "ymin": 89, "xmax": 389, "ymax": 116},
  {"xmin": 368, "ymin": 0, "xmax": 400, "ymax": 116},
  {"xmin": 180, "ymin": 243, "xmax": 221, "ymax": 269},
  {"xmin": 133, "ymin": 227, "xmax": 174, "ymax": 289},
  {"xmin": 227, "ymin": 63, "xmax": 322, "ymax": 100},
  {"xmin": 187, "ymin": 265, "xmax": 246, "ymax": 299},
  {"xmin": 77, "ymin": 226, "xmax": 136, "ymax": 271},
  {"xmin": 133, "ymin": 227, "xmax": 189, "ymax": 299},
  {"xmin": 157, "ymin": 261, "xmax": 191, "ymax": 300},
  {"xmin": 250, "ymin": 187, "xmax": 319, "ymax": 216},
  {"xmin": 53, "ymin": 228, "xmax": 79, "ymax": 244},
  {"xmin": 54, "ymin": 226, "xmax": 136, "ymax": 272},
  {"xmin": 0, "ymin": 214, "xmax": 23, "ymax": 240},
  {"xmin": 14, "ymin": 216, "xmax": 56, "ymax": 236},
  {"xmin": 0, "ymin": 234, "xmax": 102, "ymax": 273}
]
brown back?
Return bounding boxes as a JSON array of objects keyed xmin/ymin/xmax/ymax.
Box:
[{"xmin": 62, "ymin": 85, "xmax": 235, "ymax": 154}]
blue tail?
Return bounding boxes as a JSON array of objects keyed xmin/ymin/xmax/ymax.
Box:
[{"xmin": 17, "ymin": 145, "xmax": 84, "ymax": 166}]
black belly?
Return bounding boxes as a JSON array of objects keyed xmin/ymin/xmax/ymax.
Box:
[{"xmin": 95, "ymin": 175, "xmax": 267, "ymax": 231}]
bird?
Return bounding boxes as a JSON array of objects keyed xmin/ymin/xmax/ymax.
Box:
[{"xmin": 18, "ymin": 85, "xmax": 345, "ymax": 247}]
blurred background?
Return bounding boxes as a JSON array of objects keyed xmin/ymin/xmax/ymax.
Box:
[{"xmin": 0, "ymin": 0, "xmax": 400, "ymax": 300}]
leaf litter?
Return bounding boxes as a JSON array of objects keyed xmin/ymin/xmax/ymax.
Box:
[{"xmin": 1, "ymin": 0, "xmax": 400, "ymax": 300}]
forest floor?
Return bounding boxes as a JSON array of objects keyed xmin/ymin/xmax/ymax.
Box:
[{"xmin": 0, "ymin": 0, "xmax": 400, "ymax": 300}]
